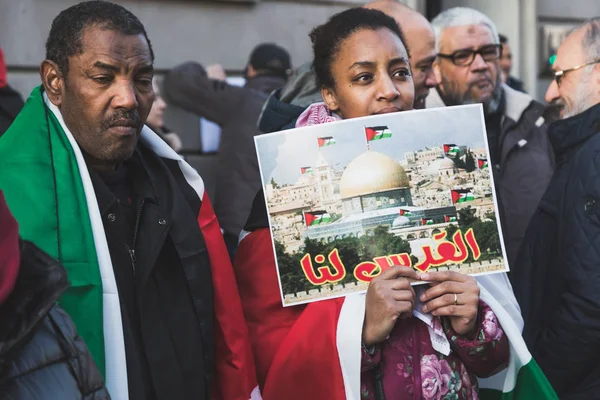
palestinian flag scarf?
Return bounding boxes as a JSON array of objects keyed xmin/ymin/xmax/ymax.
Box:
[
  {"xmin": 236, "ymin": 228, "xmax": 557, "ymax": 399},
  {"xmin": 0, "ymin": 86, "xmax": 259, "ymax": 399}
]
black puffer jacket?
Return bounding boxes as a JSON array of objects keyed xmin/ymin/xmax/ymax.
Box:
[
  {"xmin": 514, "ymin": 103, "xmax": 600, "ymax": 399},
  {"xmin": 0, "ymin": 240, "xmax": 110, "ymax": 399}
]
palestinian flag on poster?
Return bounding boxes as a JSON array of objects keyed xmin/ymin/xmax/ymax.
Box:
[
  {"xmin": 365, "ymin": 126, "xmax": 392, "ymax": 142},
  {"xmin": 451, "ymin": 189, "xmax": 475, "ymax": 204},
  {"xmin": 399, "ymin": 209, "xmax": 412, "ymax": 216},
  {"xmin": 317, "ymin": 136, "xmax": 336, "ymax": 147},
  {"xmin": 445, "ymin": 215, "xmax": 457, "ymax": 223},
  {"xmin": 301, "ymin": 166, "xmax": 313, "ymax": 175},
  {"xmin": 0, "ymin": 87, "xmax": 260, "ymax": 400},
  {"xmin": 478, "ymin": 158, "xmax": 489, "ymax": 169},
  {"xmin": 304, "ymin": 211, "xmax": 331, "ymax": 226},
  {"xmin": 443, "ymin": 143, "xmax": 460, "ymax": 156},
  {"xmin": 421, "ymin": 218, "xmax": 434, "ymax": 225}
]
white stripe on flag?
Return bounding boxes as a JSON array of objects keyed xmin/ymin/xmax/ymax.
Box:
[
  {"xmin": 478, "ymin": 273, "xmax": 530, "ymax": 393},
  {"xmin": 140, "ymin": 126, "xmax": 206, "ymax": 200},
  {"xmin": 337, "ymin": 294, "xmax": 365, "ymax": 400},
  {"xmin": 44, "ymin": 94, "xmax": 129, "ymax": 399}
]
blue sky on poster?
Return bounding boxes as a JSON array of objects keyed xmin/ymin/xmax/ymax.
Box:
[{"xmin": 255, "ymin": 104, "xmax": 487, "ymax": 186}]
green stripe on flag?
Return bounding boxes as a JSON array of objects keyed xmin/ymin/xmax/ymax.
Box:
[
  {"xmin": 480, "ymin": 359, "xmax": 558, "ymax": 400},
  {"xmin": 0, "ymin": 86, "xmax": 105, "ymax": 375}
]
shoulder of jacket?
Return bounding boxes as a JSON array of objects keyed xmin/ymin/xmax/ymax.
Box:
[{"xmin": 503, "ymin": 84, "xmax": 540, "ymax": 122}]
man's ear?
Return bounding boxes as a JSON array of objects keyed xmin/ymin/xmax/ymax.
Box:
[
  {"xmin": 40, "ymin": 60, "xmax": 64, "ymax": 106},
  {"xmin": 321, "ymin": 86, "xmax": 340, "ymax": 115}
]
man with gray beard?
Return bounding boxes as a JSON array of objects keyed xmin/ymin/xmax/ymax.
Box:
[
  {"xmin": 426, "ymin": 7, "xmax": 554, "ymax": 273},
  {"xmin": 514, "ymin": 18, "xmax": 600, "ymax": 398}
]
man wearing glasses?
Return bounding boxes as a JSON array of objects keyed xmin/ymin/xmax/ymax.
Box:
[
  {"xmin": 514, "ymin": 18, "xmax": 600, "ymax": 398},
  {"xmin": 427, "ymin": 7, "xmax": 555, "ymax": 274}
]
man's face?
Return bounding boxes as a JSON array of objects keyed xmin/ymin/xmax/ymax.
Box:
[
  {"xmin": 404, "ymin": 24, "xmax": 438, "ymax": 109},
  {"xmin": 545, "ymin": 27, "xmax": 600, "ymax": 119},
  {"xmin": 55, "ymin": 26, "xmax": 154, "ymax": 170},
  {"xmin": 434, "ymin": 24, "xmax": 502, "ymax": 113},
  {"xmin": 500, "ymin": 42, "xmax": 512, "ymax": 76},
  {"xmin": 322, "ymin": 28, "xmax": 414, "ymax": 119}
]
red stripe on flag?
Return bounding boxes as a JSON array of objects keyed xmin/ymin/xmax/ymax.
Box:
[
  {"xmin": 365, "ymin": 127, "xmax": 378, "ymax": 142},
  {"xmin": 305, "ymin": 212, "xmax": 318, "ymax": 226},
  {"xmin": 262, "ymin": 298, "xmax": 347, "ymax": 399},
  {"xmin": 197, "ymin": 194, "xmax": 258, "ymax": 400},
  {"xmin": 234, "ymin": 229, "xmax": 306, "ymax": 391},
  {"xmin": 451, "ymin": 190, "xmax": 461, "ymax": 204}
]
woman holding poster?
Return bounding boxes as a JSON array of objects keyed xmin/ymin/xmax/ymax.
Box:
[{"xmin": 236, "ymin": 8, "xmax": 517, "ymax": 400}]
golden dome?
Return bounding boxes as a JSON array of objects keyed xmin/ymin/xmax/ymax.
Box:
[{"xmin": 339, "ymin": 151, "xmax": 410, "ymax": 199}]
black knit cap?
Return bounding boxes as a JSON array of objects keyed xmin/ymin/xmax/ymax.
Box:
[{"xmin": 248, "ymin": 43, "xmax": 291, "ymax": 78}]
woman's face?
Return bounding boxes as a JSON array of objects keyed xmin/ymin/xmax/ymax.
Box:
[{"xmin": 322, "ymin": 28, "xmax": 414, "ymax": 119}]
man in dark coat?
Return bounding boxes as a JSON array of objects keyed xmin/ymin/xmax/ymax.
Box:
[
  {"xmin": 0, "ymin": 191, "xmax": 110, "ymax": 399},
  {"xmin": 0, "ymin": 47, "xmax": 24, "ymax": 136},
  {"xmin": 428, "ymin": 7, "xmax": 555, "ymax": 271},
  {"xmin": 514, "ymin": 19, "xmax": 600, "ymax": 399},
  {"xmin": 164, "ymin": 43, "xmax": 290, "ymax": 259},
  {"xmin": 0, "ymin": 2, "xmax": 256, "ymax": 399}
]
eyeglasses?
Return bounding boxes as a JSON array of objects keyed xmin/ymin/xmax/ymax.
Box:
[
  {"xmin": 553, "ymin": 59, "xmax": 600, "ymax": 86},
  {"xmin": 437, "ymin": 44, "xmax": 502, "ymax": 67}
]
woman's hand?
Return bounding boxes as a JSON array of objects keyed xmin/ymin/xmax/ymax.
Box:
[
  {"xmin": 419, "ymin": 271, "xmax": 480, "ymax": 337},
  {"xmin": 363, "ymin": 266, "xmax": 418, "ymax": 347}
]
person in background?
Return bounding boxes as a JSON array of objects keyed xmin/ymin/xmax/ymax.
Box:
[
  {"xmin": 366, "ymin": 0, "xmax": 438, "ymax": 109},
  {"xmin": 165, "ymin": 43, "xmax": 291, "ymax": 260},
  {"xmin": 0, "ymin": 47, "xmax": 25, "ymax": 136},
  {"xmin": 428, "ymin": 7, "xmax": 554, "ymax": 272},
  {"xmin": 0, "ymin": 191, "xmax": 110, "ymax": 399},
  {"xmin": 515, "ymin": 18, "xmax": 600, "ymax": 399},
  {"xmin": 145, "ymin": 77, "xmax": 182, "ymax": 152},
  {"xmin": 499, "ymin": 34, "xmax": 526, "ymax": 93}
]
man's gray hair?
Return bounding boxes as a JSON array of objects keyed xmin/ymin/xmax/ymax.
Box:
[
  {"xmin": 431, "ymin": 7, "xmax": 499, "ymax": 53},
  {"xmin": 582, "ymin": 18, "xmax": 600, "ymax": 61}
]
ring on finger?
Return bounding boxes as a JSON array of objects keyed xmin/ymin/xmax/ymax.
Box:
[{"xmin": 453, "ymin": 293, "xmax": 458, "ymax": 306}]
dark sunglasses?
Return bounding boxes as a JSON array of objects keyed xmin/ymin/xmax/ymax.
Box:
[{"xmin": 438, "ymin": 44, "xmax": 502, "ymax": 67}]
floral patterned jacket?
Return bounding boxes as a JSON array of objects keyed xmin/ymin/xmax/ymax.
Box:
[{"xmin": 361, "ymin": 300, "xmax": 508, "ymax": 400}]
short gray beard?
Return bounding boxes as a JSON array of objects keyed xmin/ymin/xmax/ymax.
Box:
[
  {"xmin": 440, "ymin": 70, "xmax": 503, "ymax": 115},
  {"xmin": 563, "ymin": 67, "xmax": 595, "ymax": 119}
]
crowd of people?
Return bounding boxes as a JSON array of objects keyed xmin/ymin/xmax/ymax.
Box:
[{"xmin": 0, "ymin": 0, "xmax": 599, "ymax": 399}]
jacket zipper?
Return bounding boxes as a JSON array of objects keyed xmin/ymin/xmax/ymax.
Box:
[{"xmin": 125, "ymin": 199, "xmax": 145, "ymax": 274}]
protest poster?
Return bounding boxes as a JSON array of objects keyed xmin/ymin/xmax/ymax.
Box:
[{"xmin": 254, "ymin": 104, "xmax": 508, "ymax": 307}]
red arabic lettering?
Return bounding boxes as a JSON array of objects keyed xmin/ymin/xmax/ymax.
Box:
[
  {"xmin": 414, "ymin": 230, "xmax": 478, "ymax": 272},
  {"xmin": 353, "ymin": 261, "xmax": 379, "ymax": 283},
  {"xmin": 464, "ymin": 228, "xmax": 481, "ymax": 260},
  {"xmin": 300, "ymin": 248, "xmax": 347, "ymax": 285},
  {"xmin": 354, "ymin": 253, "xmax": 412, "ymax": 283}
]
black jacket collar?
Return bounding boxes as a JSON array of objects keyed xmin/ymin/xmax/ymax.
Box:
[
  {"xmin": 549, "ymin": 102, "xmax": 600, "ymax": 161},
  {"xmin": 89, "ymin": 144, "xmax": 159, "ymax": 216},
  {"xmin": 257, "ymin": 89, "xmax": 306, "ymax": 133}
]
